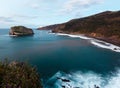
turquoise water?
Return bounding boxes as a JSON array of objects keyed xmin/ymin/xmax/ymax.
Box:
[{"xmin": 0, "ymin": 29, "xmax": 120, "ymax": 88}]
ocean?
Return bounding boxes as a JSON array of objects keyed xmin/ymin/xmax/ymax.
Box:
[{"xmin": 0, "ymin": 29, "xmax": 120, "ymax": 88}]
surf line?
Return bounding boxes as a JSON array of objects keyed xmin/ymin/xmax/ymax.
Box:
[{"xmin": 54, "ymin": 33, "xmax": 120, "ymax": 53}]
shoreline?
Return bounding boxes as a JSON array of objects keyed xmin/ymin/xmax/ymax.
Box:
[
  {"xmin": 66, "ymin": 32, "xmax": 120, "ymax": 47},
  {"xmin": 51, "ymin": 32, "xmax": 120, "ymax": 52},
  {"xmin": 85, "ymin": 35, "xmax": 120, "ymax": 47}
]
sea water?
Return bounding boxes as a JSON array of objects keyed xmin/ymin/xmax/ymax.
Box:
[{"xmin": 0, "ymin": 29, "xmax": 120, "ymax": 88}]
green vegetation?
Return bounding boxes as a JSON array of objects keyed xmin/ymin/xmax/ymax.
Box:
[
  {"xmin": 0, "ymin": 60, "xmax": 42, "ymax": 88},
  {"xmin": 58, "ymin": 11, "xmax": 120, "ymax": 37},
  {"xmin": 39, "ymin": 11, "xmax": 120, "ymax": 37},
  {"xmin": 9, "ymin": 26, "xmax": 34, "ymax": 36},
  {"xmin": 38, "ymin": 11, "xmax": 120, "ymax": 45}
]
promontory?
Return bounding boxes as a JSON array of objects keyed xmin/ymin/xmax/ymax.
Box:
[
  {"xmin": 9, "ymin": 26, "xmax": 34, "ymax": 36},
  {"xmin": 38, "ymin": 11, "xmax": 120, "ymax": 46}
]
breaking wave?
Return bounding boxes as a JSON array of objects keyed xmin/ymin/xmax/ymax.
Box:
[
  {"xmin": 45, "ymin": 69, "xmax": 120, "ymax": 88},
  {"xmin": 56, "ymin": 33, "xmax": 91, "ymax": 39},
  {"xmin": 91, "ymin": 40, "xmax": 120, "ymax": 52},
  {"xmin": 55, "ymin": 33, "xmax": 120, "ymax": 52}
]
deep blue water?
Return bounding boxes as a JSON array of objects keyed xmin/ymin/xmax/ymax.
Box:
[{"xmin": 0, "ymin": 29, "xmax": 120, "ymax": 88}]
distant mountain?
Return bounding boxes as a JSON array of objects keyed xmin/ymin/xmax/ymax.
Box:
[
  {"xmin": 38, "ymin": 24, "xmax": 60, "ymax": 30},
  {"xmin": 38, "ymin": 11, "xmax": 120, "ymax": 46}
]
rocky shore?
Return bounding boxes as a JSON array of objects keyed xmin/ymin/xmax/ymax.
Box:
[
  {"xmin": 66, "ymin": 32, "xmax": 120, "ymax": 46},
  {"xmin": 38, "ymin": 11, "xmax": 120, "ymax": 46}
]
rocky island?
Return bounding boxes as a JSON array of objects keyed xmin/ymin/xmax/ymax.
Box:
[
  {"xmin": 38, "ymin": 11, "xmax": 120, "ymax": 46},
  {"xmin": 9, "ymin": 26, "xmax": 34, "ymax": 36}
]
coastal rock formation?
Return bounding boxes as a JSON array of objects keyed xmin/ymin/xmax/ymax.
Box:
[
  {"xmin": 38, "ymin": 11, "xmax": 120, "ymax": 46},
  {"xmin": 9, "ymin": 26, "xmax": 34, "ymax": 36}
]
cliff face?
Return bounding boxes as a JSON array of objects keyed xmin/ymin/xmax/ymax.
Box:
[
  {"xmin": 53, "ymin": 11, "xmax": 120, "ymax": 35},
  {"xmin": 38, "ymin": 11, "xmax": 120, "ymax": 46},
  {"xmin": 9, "ymin": 26, "xmax": 34, "ymax": 36}
]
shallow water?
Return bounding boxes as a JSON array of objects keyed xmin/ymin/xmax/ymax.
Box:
[{"xmin": 0, "ymin": 29, "xmax": 120, "ymax": 88}]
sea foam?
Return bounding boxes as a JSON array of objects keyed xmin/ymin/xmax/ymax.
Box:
[
  {"xmin": 55, "ymin": 33, "xmax": 120, "ymax": 52},
  {"xmin": 56, "ymin": 33, "xmax": 91, "ymax": 39},
  {"xmin": 91, "ymin": 40, "xmax": 120, "ymax": 52},
  {"xmin": 45, "ymin": 69, "xmax": 120, "ymax": 88}
]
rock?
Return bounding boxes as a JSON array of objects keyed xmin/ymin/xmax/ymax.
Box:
[
  {"xmin": 9, "ymin": 26, "xmax": 34, "ymax": 36},
  {"xmin": 62, "ymin": 85, "xmax": 65, "ymax": 88},
  {"xmin": 57, "ymin": 77, "xmax": 70, "ymax": 82},
  {"xmin": 94, "ymin": 85, "xmax": 100, "ymax": 88},
  {"xmin": 61, "ymin": 79, "xmax": 70, "ymax": 82},
  {"xmin": 114, "ymin": 48, "xmax": 117, "ymax": 50}
]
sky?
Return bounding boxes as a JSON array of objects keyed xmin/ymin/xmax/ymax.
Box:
[{"xmin": 0, "ymin": 0, "xmax": 119, "ymax": 28}]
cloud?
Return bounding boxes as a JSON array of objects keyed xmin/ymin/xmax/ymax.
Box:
[
  {"xmin": 30, "ymin": 3, "xmax": 40, "ymax": 9},
  {"xmin": 0, "ymin": 17, "xmax": 16, "ymax": 24},
  {"xmin": 0, "ymin": 14, "xmax": 38, "ymax": 23},
  {"xmin": 0, "ymin": 16, "xmax": 19, "ymax": 28},
  {"xmin": 12, "ymin": 15, "xmax": 39, "ymax": 19},
  {"xmin": 0, "ymin": 14, "xmax": 39, "ymax": 28},
  {"xmin": 24, "ymin": 0, "xmax": 43, "ymax": 10},
  {"xmin": 61, "ymin": 0, "xmax": 104, "ymax": 13}
]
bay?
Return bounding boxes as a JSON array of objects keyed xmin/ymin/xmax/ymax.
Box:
[{"xmin": 0, "ymin": 29, "xmax": 120, "ymax": 88}]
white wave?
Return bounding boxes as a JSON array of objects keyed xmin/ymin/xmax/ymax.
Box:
[
  {"xmin": 55, "ymin": 33, "xmax": 120, "ymax": 53},
  {"xmin": 105, "ymin": 70, "xmax": 120, "ymax": 88},
  {"xmin": 9, "ymin": 35, "xmax": 17, "ymax": 37},
  {"xmin": 56, "ymin": 33, "xmax": 91, "ymax": 39},
  {"xmin": 91, "ymin": 40, "xmax": 120, "ymax": 52},
  {"xmin": 56, "ymin": 33, "xmax": 69, "ymax": 36},
  {"xmin": 45, "ymin": 69, "xmax": 120, "ymax": 88}
]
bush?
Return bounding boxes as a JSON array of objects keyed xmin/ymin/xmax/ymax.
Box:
[{"xmin": 0, "ymin": 60, "xmax": 42, "ymax": 88}]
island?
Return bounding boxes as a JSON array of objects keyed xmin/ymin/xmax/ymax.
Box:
[
  {"xmin": 38, "ymin": 11, "xmax": 120, "ymax": 46},
  {"xmin": 9, "ymin": 26, "xmax": 34, "ymax": 36}
]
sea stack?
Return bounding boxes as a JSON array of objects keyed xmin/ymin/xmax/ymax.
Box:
[{"xmin": 9, "ymin": 26, "xmax": 34, "ymax": 36}]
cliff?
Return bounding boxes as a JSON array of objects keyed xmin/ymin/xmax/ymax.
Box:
[
  {"xmin": 38, "ymin": 11, "xmax": 120, "ymax": 46},
  {"xmin": 9, "ymin": 26, "xmax": 34, "ymax": 36}
]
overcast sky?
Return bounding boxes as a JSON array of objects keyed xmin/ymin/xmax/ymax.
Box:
[{"xmin": 0, "ymin": 0, "xmax": 119, "ymax": 28}]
